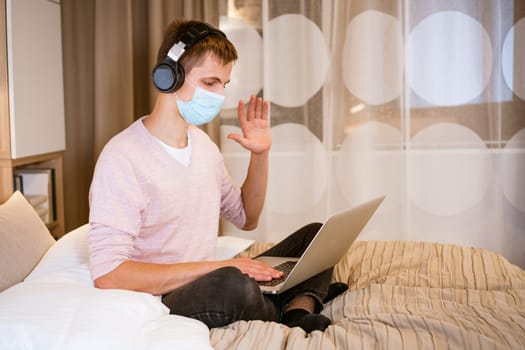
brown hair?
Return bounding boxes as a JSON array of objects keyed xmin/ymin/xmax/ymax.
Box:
[{"xmin": 156, "ymin": 20, "xmax": 238, "ymax": 73}]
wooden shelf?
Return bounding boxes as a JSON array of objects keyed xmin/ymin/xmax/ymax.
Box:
[{"xmin": 0, "ymin": 152, "xmax": 65, "ymax": 238}]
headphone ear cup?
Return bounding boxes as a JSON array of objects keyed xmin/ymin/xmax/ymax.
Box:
[
  {"xmin": 152, "ymin": 58, "xmax": 185, "ymax": 93},
  {"xmin": 154, "ymin": 23, "xmax": 225, "ymax": 92},
  {"xmin": 171, "ymin": 62, "xmax": 185, "ymax": 92}
]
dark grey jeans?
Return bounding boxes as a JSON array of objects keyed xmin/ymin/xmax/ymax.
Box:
[{"xmin": 161, "ymin": 222, "xmax": 333, "ymax": 328}]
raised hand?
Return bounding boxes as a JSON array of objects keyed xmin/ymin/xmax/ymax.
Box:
[{"xmin": 227, "ymin": 95, "xmax": 271, "ymax": 154}]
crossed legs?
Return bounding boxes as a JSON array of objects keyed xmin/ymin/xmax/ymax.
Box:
[{"xmin": 162, "ymin": 223, "xmax": 337, "ymax": 331}]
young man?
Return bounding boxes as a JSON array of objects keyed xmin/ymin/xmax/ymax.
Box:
[{"xmin": 88, "ymin": 20, "xmax": 344, "ymax": 333}]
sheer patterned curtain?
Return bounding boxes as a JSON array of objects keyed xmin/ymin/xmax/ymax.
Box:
[
  {"xmin": 218, "ymin": 0, "xmax": 525, "ymax": 269},
  {"xmin": 61, "ymin": 0, "xmax": 220, "ymax": 230}
]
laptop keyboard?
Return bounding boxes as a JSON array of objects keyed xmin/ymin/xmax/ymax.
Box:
[{"xmin": 257, "ymin": 260, "xmax": 297, "ymax": 287}]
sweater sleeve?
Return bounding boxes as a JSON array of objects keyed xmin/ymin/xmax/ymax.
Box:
[
  {"xmin": 88, "ymin": 223, "xmax": 135, "ymax": 280},
  {"xmin": 88, "ymin": 145, "xmax": 145, "ymax": 279}
]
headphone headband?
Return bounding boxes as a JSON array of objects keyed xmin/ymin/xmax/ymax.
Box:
[
  {"xmin": 180, "ymin": 23, "xmax": 226, "ymax": 51},
  {"xmin": 152, "ymin": 22, "xmax": 226, "ymax": 93}
]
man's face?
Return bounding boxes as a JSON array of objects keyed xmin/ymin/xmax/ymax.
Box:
[{"xmin": 176, "ymin": 53, "xmax": 233, "ymax": 101}]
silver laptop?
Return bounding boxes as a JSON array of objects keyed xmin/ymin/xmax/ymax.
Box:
[{"xmin": 256, "ymin": 195, "xmax": 385, "ymax": 294}]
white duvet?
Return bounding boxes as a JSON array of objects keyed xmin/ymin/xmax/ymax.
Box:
[{"xmin": 0, "ymin": 224, "xmax": 252, "ymax": 350}]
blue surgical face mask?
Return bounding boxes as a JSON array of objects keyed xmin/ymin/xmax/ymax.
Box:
[{"xmin": 176, "ymin": 80, "xmax": 225, "ymax": 125}]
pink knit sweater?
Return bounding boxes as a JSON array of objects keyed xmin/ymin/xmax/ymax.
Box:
[{"xmin": 88, "ymin": 119, "xmax": 246, "ymax": 280}]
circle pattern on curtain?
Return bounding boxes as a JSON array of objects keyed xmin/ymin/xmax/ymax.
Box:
[
  {"xmin": 343, "ymin": 10, "xmax": 403, "ymax": 105},
  {"xmin": 408, "ymin": 123, "xmax": 492, "ymax": 216},
  {"xmin": 501, "ymin": 129, "xmax": 525, "ymax": 212},
  {"xmin": 220, "ymin": 16, "xmax": 263, "ymax": 109},
  {"xmin": 502, "ymin": 17, "xmax": 525, "ymax": 101},
  {"xmin": 335, "ymin": 121, "xmax": 403, "ymax": 212},
  {"xmin": 407, "ymin": 11, "xmax": 493, "ymax": 107},
  {"xmin": 266, "ymin": 14, "xmax": 330, "ymax": 108}
]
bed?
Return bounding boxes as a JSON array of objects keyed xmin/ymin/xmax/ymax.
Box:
[{"xmin": 1, "ymin": 191, "xmax": 524, "ymax": 349}]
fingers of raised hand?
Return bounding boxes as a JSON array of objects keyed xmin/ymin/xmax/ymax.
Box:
[
  {"xmin": 247, "ymin": 95, "xmax": 256, "ymax": 120},
  {"xmin": 237, "ymin": 99, "xmax": 246, "ymax": 120},
  {"xmin": 245, "ymin": 95, "xmax": 268, "ymax": 121}
]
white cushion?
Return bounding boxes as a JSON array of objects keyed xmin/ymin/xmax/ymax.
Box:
[
  {"xmin": 215, "ymin": 235, "xmax": 255, "ymax": 260},
  {"xmin": 0, "ymin": 222, "xmax": 256, "ymax": 349},
  {"xmin": 25, "ymin": 224, "xmax": 92, "ymax": 286},
  {"xmin": 0, "ymin": 224, "xmax": 213, "ymax": 350}
]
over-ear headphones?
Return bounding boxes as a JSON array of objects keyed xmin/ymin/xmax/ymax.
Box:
[{"xmin": 152, "ymin": 22, "xmax": 226, "ymax": 93}]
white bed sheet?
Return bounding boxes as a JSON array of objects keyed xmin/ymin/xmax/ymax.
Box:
[{"xmin": 0, "ymin": 224, "xmax": 222, "ymax": 350}]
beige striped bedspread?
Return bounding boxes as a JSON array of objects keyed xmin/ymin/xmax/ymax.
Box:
[{"xmin": 209, "ymin": 240, "xmax": 525, "ymax": 349}]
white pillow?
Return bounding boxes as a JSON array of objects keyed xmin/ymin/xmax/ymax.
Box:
[
  {"xmin": 0, "ymin": 224, "xmax": 254, "ymax": 350},
  {"xmin": 0, "ymin": 281, "xmax": 212, "ymax": 350},
  {"xmin": 25, "ymin": 224, "xmax": 92, "ymax": 285},
  {"xmin": 1, "ymin": 224, "xmax": 213, "ymax": 350},
  {"xmin": 215, "ymin": 235, "xmax": 255, "ymax": 260}
]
